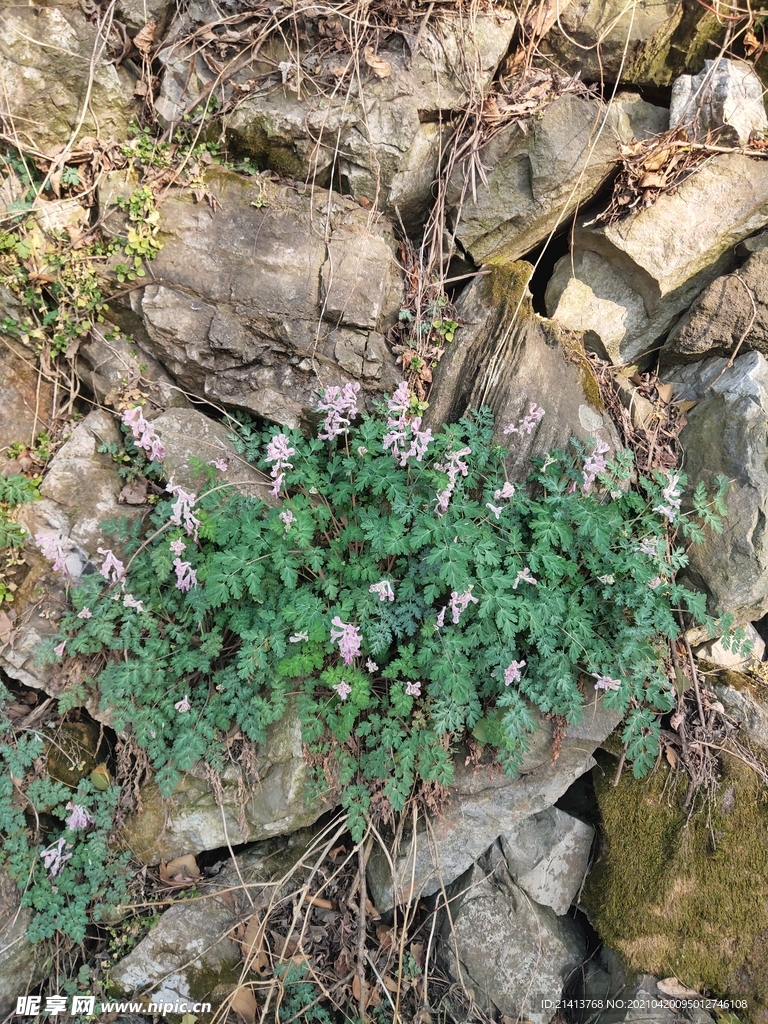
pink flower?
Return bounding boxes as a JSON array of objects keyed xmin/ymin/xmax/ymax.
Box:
[
  {"xmin": 34, "ymin": 531, "xmax": 68, "ymax": 576},
  {"xmin": 434, "ymin": 447, "xmax": 471, "ymax": 515},
  {"xmin": 449, "ymin": 588, "xmax": 478, "ymax": 624},
  {"xmin": 170, "ymin": 538, "xmax": 186, "ymax": 556},
  {"xmin": 209, "ymin": 457, "xmax": 228, "ymax": 471},
  {"xmin": 654, "ymin": 472, "xmax": 682, "ymax": 523},
  {"xmin": 40, "ymin": 837, "xmax": 72, "ymax": 879},
  {"xmin": 406, "ymin": 680, "xmax": 421, "ymax": 697},
  {"xmin": 436, "ymin": 607, "xmax": 446, "ymax": 628},
  {"xmin": 166, "ymin": 483, "xmax": 200, "ymax": 540},
  {"xmin": 357, "ymin": 446, "xmax": 368, "ymax": 456},
  {"xmin": 123, "ymin": 593, "xmax": 144, "ymax": 612},
  {"xmin": 97, "ymin": 547, "xmax": 126, "ymax": 584},
  {"xmin": 486, "ymin": 502, "xmax": 502, "ymax": 519},
  {"xmin": 173, "ymin": 558, "xmax": 197, "ymax": 592},
  {"xmin": 594, "ymin": 674, "xmax": 621, "ymax": 691},
  {"xmin": 77, "ymin": 607, "xmax": 92, "ymax": 619},
  {"xmin": 289, "ymin": 632, "xmax": 309, "ymax": 643},
  {"xmin": 279, "ymin": 510, "xmax": 296, "ymax": 531},
  {"xmin": 366, "ymin": 658, "xmax": 378, "ymax": 673},
  {"xmin": 122, "ymin": 406, "xmax": 166, "ymax": 462},
  {"xmin": 174, "ymin": 695, "xmax": 191, "ymax": 712},
  {"xmin": 504, "ymin": 659, "xmax": 526, "ymax": 685},
  {"xmin": 330, "ymin": 616, "xmax": 361, "ymax": 665},
  {"xmin": 54, "ymin": 641, "xmax": 66, "ymax": 658},
  {"xmin": 512, "ymin": 567, "xmax": 537, "ymax": 589},
  {"xmin": 494, "ymin": 481, "xmax": 515, "ymax": 501},
  {"xmin": 648, "ymin": 576, "xmax": 662, "ymax": 590},
  {"xmin": 333, "ymin": 680, "xmax": 352, "ymax": 701},
  {"xmin": 582, "ymin": 439, "xmax": 611, "ymax": 493},
  {"xmin": 65, "ymin": 803, "xmax": 93, "ymax": 830},
  {"xmin": 637, "ymin": 538, "xmax": 657, "ymax": 556},
  {"xmin": 504, "ymin": 402, "xmax": 545, "ymax": 436},
  {"xmin": 369, "ymin": 580, "xmax": 395, "ymax": 602},
  {"xmin": 316, "ymin": 383, "xmax": 360, "ymax": 440},
  {"xmin": 382, "ymin": 384, "xmax": 433, "ymax": 467},
  {"xmin": 264, "ymin": 433, "xmax": 296, "ymax": 498}
]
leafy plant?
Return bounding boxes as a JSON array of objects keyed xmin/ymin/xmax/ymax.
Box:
[{"xmin": 42, "ymin": 388, "xmax": 728, "ymax": 843}]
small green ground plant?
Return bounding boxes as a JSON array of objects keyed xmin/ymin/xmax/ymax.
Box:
[
  {"xmin": 0, "ymin": 472, "xmax": 40, "ymax": 603},
  {"xmin": 40, "ymin": 386, "xmax": 729, "ymax": 842}
]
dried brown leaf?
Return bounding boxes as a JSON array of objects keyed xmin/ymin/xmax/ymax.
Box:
[
  {"xmin": 160, "ymin": 853, "xmax": 201, "ymax": 886},
  {"xmin": 363, "ymin": 46, "xmax": 391, "ymax": 78},
  {"xmin": 230, "ymin": 986, "xmax": 257, "ymax": 1023},
  {"xmin": 133, "ymin": 21, "xmax": 156, "ymax": 57}
]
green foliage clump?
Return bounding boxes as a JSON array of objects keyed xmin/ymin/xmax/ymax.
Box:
[{"xmin": 48, "ymin": 391, "xmax": 727, "ymax": 842}]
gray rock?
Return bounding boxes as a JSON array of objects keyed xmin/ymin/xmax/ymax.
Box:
[
  {"xmin": 670, "ymin": 59, "xmax": 768, "ymax": 146},
  {"xmin": 694, "ymin": 623, "xmax": 765, "ymax": 669},
  {"xmin": 662, "ymin": 249, "xmax": 768, "ymax": 368},
  {"xmin": 131, "ymin": 170, "xmax": 402, "ymax": 428},
  {"xmin": 502, "ymin": 808, "xmax": 594, "ymax": 916},
  {"xmin": 156, "ymin": 7, "xmax": 515, "ymax": 228},
  {"xmin": 0, "ymin": 336, "xmax": 54, "ymax": 454},
  {"xmin": 424, "ymin": 263, "xmax": 619, "ymax": 482},
  {"xmin": 0, "ymin": 867, "xmax": 50, "ymax": 1017},
  {"xmin": 548, "ymin": 154, "xmax": 768, "ymax": 364},
  {"xmin": 666, "ymin": 351, "xmax": 768, "ymax": 621},
  {"xmin": 121, "ymin": 709, "xmax": 331, "ymax": 864},
  {"xmin": 0, "ymin": 4, "xmax": 137, "ymax": 153},
  {"xmin": 449, "ymin": 93, "xmax": 667, "ymax": 264},
  {"xmin": 116, "ymin": 0, "xmax": 175, "ymax": 31},
  {"xmin": 713, "ymin": 679, "xmax": 768, "ymax": 750},
  {"xmin": 367, "ymin": 683, "xmax": 620, "ymax": 912},
  {"xmin": 438, "ymin": 846, "xmax": 586, "ymax": 1024}
]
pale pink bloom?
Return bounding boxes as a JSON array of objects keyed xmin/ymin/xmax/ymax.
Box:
[
  {"xmin": 210, "ymin": 457, "xmax": 229, "ymax": 472},
  {"xmin": 174, "ymin": 695, "xmax": 191, "ymax": 712},
  {"xmin": 405, "ymin": 680, "xmax": 421, "ymax": 697},
  {"xmin": 166, "ymin": 483, "xmax": 200, "ymax": 540},
  {"xmin": 173, "ymin": 558, "xmax": 197, "ymax": 592},
  {"xmin": 654, "ymin": 472, "xmax": 682, "ymax": 523},
  {"xmin": 279, "ymin": 510, "xmax": 296, "ymax": 531},
  {"xmin": 449, "ymin": 588, "xmax": 478, "ymax": 624},
  {"xmin": 637, "ymin": 538, "xmax": 657, "ymax": 556},
  {"xmin": 41, "ymin": 837, "xmax": 72, "ymax": 879},
  {"xmin": 504, "ymin": 402, "xmax": 545, "ymax": 436},
  {"xmin": 357, "ymin": 446, "xmax": 368, "ymax": 456},
  {"xmin": 582, "ymin": 439, "xmax": 611, "ymax": 493},
  {"xmin": 97, "ymin": 547, "xmax": 126, "ymax": 584},
  {"xmin": 54, "ymin": 641, "xmax": 66, "ymax": 658},
  {"xmin": 123, "ymin": 593, "xmax": 144, "ymax": 612},
  {"xmin": 435, "ymin": 447, "xmax": 471, "ymax": 515},
  {"xmin": 494, "ymin": 481, "xmax": 515, "ymax": 501},
  {"xmin": 77, "ymin": 607, "xmax": 92, "ymax": 619},
  {"xmin": 486, "ymin": 502, "xmax": 502, "ymax": 519},
  {"xmin": 65, "ymin": 803, "xmax": 93, "ymax": 830},
  {"xmin": 122, "ymin": 406, "xmax": 166, "ymax": 462},
  {"xmin": 330, "ymin": 616, "xmax": 361, "ymax": 665},
  {"xmin": 34, "ymin": 531, "xmax": 68, "ymax": 576},
  {"xmin": 597, "ymin": 574, "xmax": 615, "ymax": 585},
  {"xmin": 289, "ymin": 632, "xmax": 308, "ymax": 643},
  {"xmin": 369, "ymin": 580, "xmax": 395, "ymax": 602},
  {"xmin": 436, "ymin": 607, "xmax": 446, "ymax": 628},
  {"xmin": 366, "ymin": 658, "xmax": 378, "ymax": 673},
  {"xmin": 333, "ymin": 680, "xmax": 352, "ymax": 701},
  {"xmin": 316, "ymin": 383, "xmax": 360, "ymax": 440},
  {"xmin": 504, "ymin": 660, "xmax": 526, "ymax": 686},
  {"xmin": 265, "ymin": 433, "xmax": 296, "ymax": 498},
  {"xmin": 382, "ymin": 384, "xmax": 433, "ymax": 466},
  {"xmin": 648, "ymin": 576, "xmax": 662, "ymax": 590},
  {"xmin": 513, "ymin": 567, "xmax": 537, "ymax": 589},
  {"xmin": 594, "ymin": 674, "xmax": 621, "ymax": 691},
  {"xmin": 170, "ymin": 538, "xmax": 186, "ymax": 556}
]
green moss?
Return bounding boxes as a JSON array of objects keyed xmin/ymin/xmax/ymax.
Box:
[
  {"xmin": 480, "ymin": 259, "xmax": 535, "ymax": 317},
  {"xmin": 550, "ymin": 321, "xmax": 604, "ymax": 410},
  {"xmin": 584, "ymin": 755, "xmax": 768, "ymax": 1019}
]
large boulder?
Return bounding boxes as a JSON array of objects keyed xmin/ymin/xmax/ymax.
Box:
[
  {"xmin": 155, "ymin": 4, "xmax": 516, "ymax": 229},
  {"xmin": 667, "ymin": 351, "xmax": 768, "ymax": 622},
  {"xmin": 546, "ymin": 154, "xmax": 768, "ymax": 364},
  {"xmin": 0, "ymin": 867, "xmax": 50, "ymax": 1018},
  {"xmin": 0, "ymin": 4, "xmax": 137, "ymax": 153},
  {"xmin": 670, "ymin": 59, "xmax": 768, "ymax": 146},
  {"xmin": 0, "ymin": 336, "xmax": 54, "ymax": 456},
  {"xmin": 448, "ymin": 93, "xmax": 667, "ymax": 264},
  {"xmin": 439, "ymin": 844, "xmax": 586, "ymax": 1024},
  {"xmin": 367, "ymin": 682, "xmax": 620, "ymax": 912},
  {"xmin": 127, "ymin": 170, "xmax": 403, "ymax": 428},
  {"xmin": 424, "ymin": 262, "xmax": 619, "ymax": 481}
]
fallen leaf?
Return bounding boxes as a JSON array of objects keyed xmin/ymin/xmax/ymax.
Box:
[
  {"xmin": 745, "ymin": 27, "xmax": 761, "ymax": 57},
  {"xmin": 160, "ymin": 853, "xmax": 201, "ymax": 886},
  {"xmin": 0, "ymin": 610, "xmax": 13, "ymax": 644},
  {"xmin": 241, "ymin": 914, "xmax": 270, "ymax": 975},
  {"xmin": 363, "ymin": 46, "xmax": 392, "ymax": 78},
  {"xmin": 638, "ymin": 171, "xmax": 666, "ymax": 189},
  {"xmin": 656, "ymin": 382, "xmax": 675, "ymax": 404},
  {"xmin": 664, "ymin": 745, "xmax": 678, "ymax": 768},
  {"xmin": 119, "ymin": 478, "xmax": 148, "ymax": 505},
  {"xmin": 657, "ymin": 977, "xmax": 699, "ymax": 998},
  {"xmin": 679, "ymin": 399, "xmax": 697, "ymax": 412},
  {"xmin": 230, "ymin": 986, "xmax": 257, "ymax": 1024},
  {"xmin": 304, "ymin": 893, "xmax": 334, "ymax": 909},
  {"xmin": 643, "ymin": 148, "xmax": 671, "ymax": 171},
  {"xmin": 133, "ymin": 21, "xmax": 156, "ymax": 57}
]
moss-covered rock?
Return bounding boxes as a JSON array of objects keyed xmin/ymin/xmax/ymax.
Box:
[{"xmin": 583, "ymin": 754, "xmax": 768, "ymax": 1022}]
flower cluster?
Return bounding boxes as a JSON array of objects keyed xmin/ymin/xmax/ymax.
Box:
[
  {"xmin": 513, "ymin": 566, "xmax": 537, "ymax": 589},
  {"xmin": 316, "ymin": 383, "xmax": 360, "ymax": 441},
  {"xmin": 654, "ymin": 472, "xmax": 682, "ymax": 523},
  {"xmin": 582, "ymin": 439, "xmax": 611, "ymax": 493},
  {"xmin": 35, "ymin": 531, "xmax": 68, "ymax": 576},
  {"xmin": 122, "ymin": 406, "xmax": 165, "ymax": 463},
  {"xmin": 279, "ymin": 510, "xmax": 296, "ymax": 532},
  {"xmin": 594, "ymin": 674, "xmax": 621, "ymax": 691},
  {"xmin": 434, "ymin": 447, "xmax": 471, "ymax": 515},
  {"xmin": 264, "ymin": 433, "xmax": 296, "ymax": 498},
  {"xmin": 405, "ymin": 680, "xmax": 421, "ymax": 697},
  {"xmin": 167, "ymin": 483, "xmax": 201, "ymax": 540},
  {"xmin": 333, "ymin": 680, "xmax": 352, "ymax": 701},
  {"xmin": 382, "ymin": 382, "xmax": 433, "ymax": 467},
  {"xmin": 97, "ymin": 547, "xmax": 125, "ymax": 585},
  {"xmin": 369, "ymin": 580, "xmax": 395, "ymax": 602},
  {"xmin": 436, "ymin": 588, "xmax": 478, "ymax": 627},
  {"xmin": 65, "ymin": 803, "xmax": 93, "ymax": 831},
  {"xmin": 504, "ymin": 660, "xmax": 526, "ymax": 686},
  {"xmin": 174, "ymin": 695, "xmax": 191, "ymax": 712},
  {"xmin": 173, "ymin": 558, "xmax": 197, "ymax": 592},
  {"xmin": 504, "ymin": 402, "xmax": 545, "ymax": 436},
  {"xmin": 41, "ymin": 837, "xmax": 72, "ymax": 879},
  {"xmin": 331, "ymin": 616, "xmax": 362, "ymax": 664}
]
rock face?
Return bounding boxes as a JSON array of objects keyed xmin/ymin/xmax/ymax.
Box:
[
  {"xmin": 439, "ymin": 845, "xmax": 586, "ymax": 1024},
  {"xmin": 0, "ymin": 868, "xmax": 50, "ymax": 1018},
  {"xmin": 424, "ymin": 263, "xmax": 619, "ymax": 482},
  {"xmin": 448, "ymin": 94, "xmax": 667, "ymax": 265},
  {"xmin": 121, "ymin": 710, "xmax": 330, "ymax": 864},
  {"xmin": 662, "ymin": 249, "xmax": 768, "ymax": 368},
  {"xmin": 547, "ymin": 155, "xmax": 768, "ymax": 364},
  {"xmin": 0, "ymin": 4, "xmax": 136, "ymax": 153},
  {"xmin": 670, "ymin": 59, "xmax": 768, "ymax": 145},
  {"xmin": 367, "ymin": 682, "xmax": 620, "ymax": 912},
  {"xmin": 155, "ymin": 5, "xmax": 516, "ymax": 229},
  {"xmin": 129, "ymin": 170, "xmax": 402, "ymax": 428},
  {"xmin": 667, "ymin": 352, "xmax": 768, "ymax": 621},
  {"xmin": 0, "ymin": 337, "xmax": 54, "ymax": 455},
  {"xmin": 713, "ymin": 674, "xmax": 768, "ymax": 751}
]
